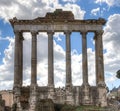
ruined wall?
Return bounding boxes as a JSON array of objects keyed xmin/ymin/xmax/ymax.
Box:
[{"xmin": 18, "ymin": 86, "xmax": 99, "ymax": 110}]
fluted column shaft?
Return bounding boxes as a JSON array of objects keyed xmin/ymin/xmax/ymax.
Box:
[
  {"xmin": 31, "ymin": 31, "xmax": 37, "ymax": 85},
  {"xmin": 65, "ymin": 31, "xmax": 72, "ymax": 88},
  {"xmin": 14, "ymin": 31, "xmax": 21, "ymax": 87},
  {"xmin": 48, "ymin": 31, "xmax": 54, "ymax": 88},
  {"xmin": 95, "ymin": 30, "xmax": 105, "ymax": 86},
  {"xmin": 19, "ymin": 33, "xmax": 24, "ymax": 86},
  {"xmin": 95, "ymin": 34, "xmax": 99, "ymax": 85},
  {"xmin": 81, "ymin": 31, "xmax": 89, "ymax": 85}
]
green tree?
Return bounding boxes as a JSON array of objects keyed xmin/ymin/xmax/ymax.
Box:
[{"xmin": 116, "ymin": 70, "xmax": 120, "ymax": 79}]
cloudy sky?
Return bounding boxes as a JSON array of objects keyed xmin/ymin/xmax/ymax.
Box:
[{"xmin": 0, "ymin": 0, "xmax": 120, "ymax": 90}]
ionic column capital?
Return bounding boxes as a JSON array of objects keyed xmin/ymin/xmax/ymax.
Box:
[
  {"xmin": 64, "ymin": 31, "xmax": 71, "ymax": 35},
  {"xmin": 14, "ymin": 31, "xmax": 24, "ymax": 40},
  {"xmin": 19, "ymin": 33, "xmax": 24, "ymax": 41},
  {"xmin": 14, "ymin": 30, "xmax": 21, "ymax": 34},
  {"xmin": 47, "ymin": 31, "xmax": 54, "ymax": 35},
  {"xmin": 80, "ymin": 31, "xmax": 88, "ymax": 35},
  {"xmin": 31, "ymin": 31, "xmax": 38, "ymax": 36},
  {"xmin": 94, "ymin": 30, "xmax": 104, "ymax": 40},
  {"xmin": 95, "ymin": 30, "xmax": 104, "ymax": 35}
]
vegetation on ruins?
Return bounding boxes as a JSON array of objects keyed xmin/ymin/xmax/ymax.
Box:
[
  {"xmin": 116, "ymin": 70, "xmax": 120, "ymax": 79},
  {"xmin": 54, "ymin": 104, "xmax": 113, "ymax": 111},
  {"xmin": 11, "ymin": 103, "xmax": 17, "ymax": 111}
]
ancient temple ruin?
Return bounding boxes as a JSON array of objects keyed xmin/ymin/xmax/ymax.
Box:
[{"xmin": 9, "ymin": 9, "xmax": 108, "ymax": 111}]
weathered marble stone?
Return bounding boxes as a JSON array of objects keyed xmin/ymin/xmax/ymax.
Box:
[
  {"xmin": 36, "ymin": 99, "xmax": 55, "ymax": 111},
  {"xmin": 9, "ymin": 9, "xmax": 107, "ymax": 110}
]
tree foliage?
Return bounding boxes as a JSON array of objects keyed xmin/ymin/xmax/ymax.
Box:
[{"xmin": 116, "ymin": 70, "xmax": 120, "ymax": 79}]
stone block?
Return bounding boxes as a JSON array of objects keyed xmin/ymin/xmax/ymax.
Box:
[{"xmin": 36, "ymin": 99, "xmax": 55, "ymax": 111}]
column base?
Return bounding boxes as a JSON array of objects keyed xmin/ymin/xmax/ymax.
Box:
[
  {"xmin": 13, "ymin": 85, "xmax": 23, "ymax": 111},
  {"xmin": 97, "ymin": 84, "xmax": 108, "ymax": 107},
  {"xmin": 29, "ymin": 85, "xmax": 38, "ymax": 111},
  {"xmin": 75, "ymin": 86, "xmax": 80, "ymax": 106},
  {"xmin": 65, "ymin": 87, "xmax": 74, "ymax": 105},
  {"xmin": 30, "ymin": 83, "xmax": 38, "ymax": 87},
  {"xmin": 81, "ymin": 84, "xmax": 90, "ymax": 105},
  {"xmin": 13, "ymin": 84, "xmax": 21, "ymax": 96},
  {"xmin": 66, "ymin": 83, "xmax": 72, "ymax": 88},
  {"xmin": 48, "ymin": 85, "xmax": 56, "ymax": 102},
  {"xmin": 97, "ymin": 81, "xmax": 106, "ymax": 87},
  {"xmin": 48, "ymin": 84, "xmax": 54, "ymax": 89},
  {"xmin": 16, "ymin": 102, "xmax": 23, "ymax": 111}
]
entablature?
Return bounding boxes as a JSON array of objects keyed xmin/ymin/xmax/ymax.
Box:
[{"xmin": 9, "ymin": 9, "xmax": 106, "ymax": 33}]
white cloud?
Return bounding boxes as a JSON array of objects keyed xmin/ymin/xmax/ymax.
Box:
[
  {"xmin": 91, "ymin": 7, "xmax": 100, "ymax": 16},
  {"xmin": 103, "ymin": 14, "xmax": 120, "ymax": 84},
  {"xmin": 0, "ymin": 36, "xmax": 11, "ymax": 41},
  {"xmin": 91, "ymin": 7, "xmax": 106, "ymax": 17},
  {"xmin": 95, "ymin": 0, "xmax": 120, "ymax": 7},
  {"xmin": 63, "ymin": 3, "xmax": 86, "ymax": 19},
  {"xmin": 0, "ymin": 37, "xmax": 14, "ymax": 89},
  {"xmin": 62, "ymin": 0, "xmax": 78, "ymax": 3},
  {"xmin": 0, "ymin": 0, "xmax": 85, "ymax": 22},
  {"xmin": 54, "ymin": 32, "xmax": 63, "ymax": 41},
  {"xmin": 0, "ymin": 30, "xmax": 2, "ymax": 36}
]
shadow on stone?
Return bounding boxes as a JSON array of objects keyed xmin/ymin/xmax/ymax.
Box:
[
  {"xmin": 60, "ymin": 105, "xmax": 75, "ymax": 111},
  {"xmin": 36, "ymin": 99, "xmax": 55, "ymax": 111},
  {"xmin": 54, "ymin": 103, "xmax": 64, "ymax": 111}
]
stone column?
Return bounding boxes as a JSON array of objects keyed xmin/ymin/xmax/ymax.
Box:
[
  {"xmin": 81, "ymin": 31, "xmax": 90, "ymax": 105},
  {"xmin": 64, "ymin": 31, "xmax": 72, "ymax": 88},
  {"xmin": 95, "ymin": 30, "xmax": 107, "ymax": 107},
  {"xmin": 29, "ymin": 31, "xmax": 38, "ymax": 111},
  {"xmin": 47, "ymin": 31, "xmax": 55, "ymax": 101},
  {"xmin": 19, "ymin": 33, "xmax": 24, "ymax": 86},
  {"xmin": 94, "ymin": 34, "xmax": 98, "ymax": 85},
  {"xmin": 95, "ymin": 30, "xmax": 105, "ymax": 86},
  {"xmin": 81, "ymin": 31, "xmax": 89, "ymax": 86},
  {"xmin": 14, "ymin": 31, "xmax": 22, "ymax": 111},
  {"xmin": 47, "ymin": 31, "xmax": 54, "ymax": 88},
  {"xmin": 31, "ymin": 31, "xmax": 37, "ymax": 86},
  {"xmin": 14, "ymin": 31, "xmax": 21, "ymax": 87},
  {"xmin": 64, "ymin": 31, "xmax": 74, "ymax": 105}
]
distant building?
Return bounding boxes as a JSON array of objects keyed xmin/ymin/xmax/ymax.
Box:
[
  {"xmin": 0, "ymin": 90, "xmax": 13, "ymax": 107},
  {"xmin": 0, "ymin": 94, "xmax": 5, "ymax": 111}
]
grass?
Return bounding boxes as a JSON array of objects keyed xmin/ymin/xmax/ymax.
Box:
[
  {"xmin": 56, "ymin": 104, "xmax": 109, "ymax": 111},
  {"xmin": 75, "ymin": 105, "xmax": 106, "ymax": 111}
]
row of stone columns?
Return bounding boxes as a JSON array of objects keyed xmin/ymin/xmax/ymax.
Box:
[{"xmin": 13, "ymin": 30, "xmax": 105, "ymax": 88}]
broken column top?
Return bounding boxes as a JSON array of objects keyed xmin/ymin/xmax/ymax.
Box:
[{"xmin": 45, "ymin": 9, "xmax": 74, "ymax": 20}]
